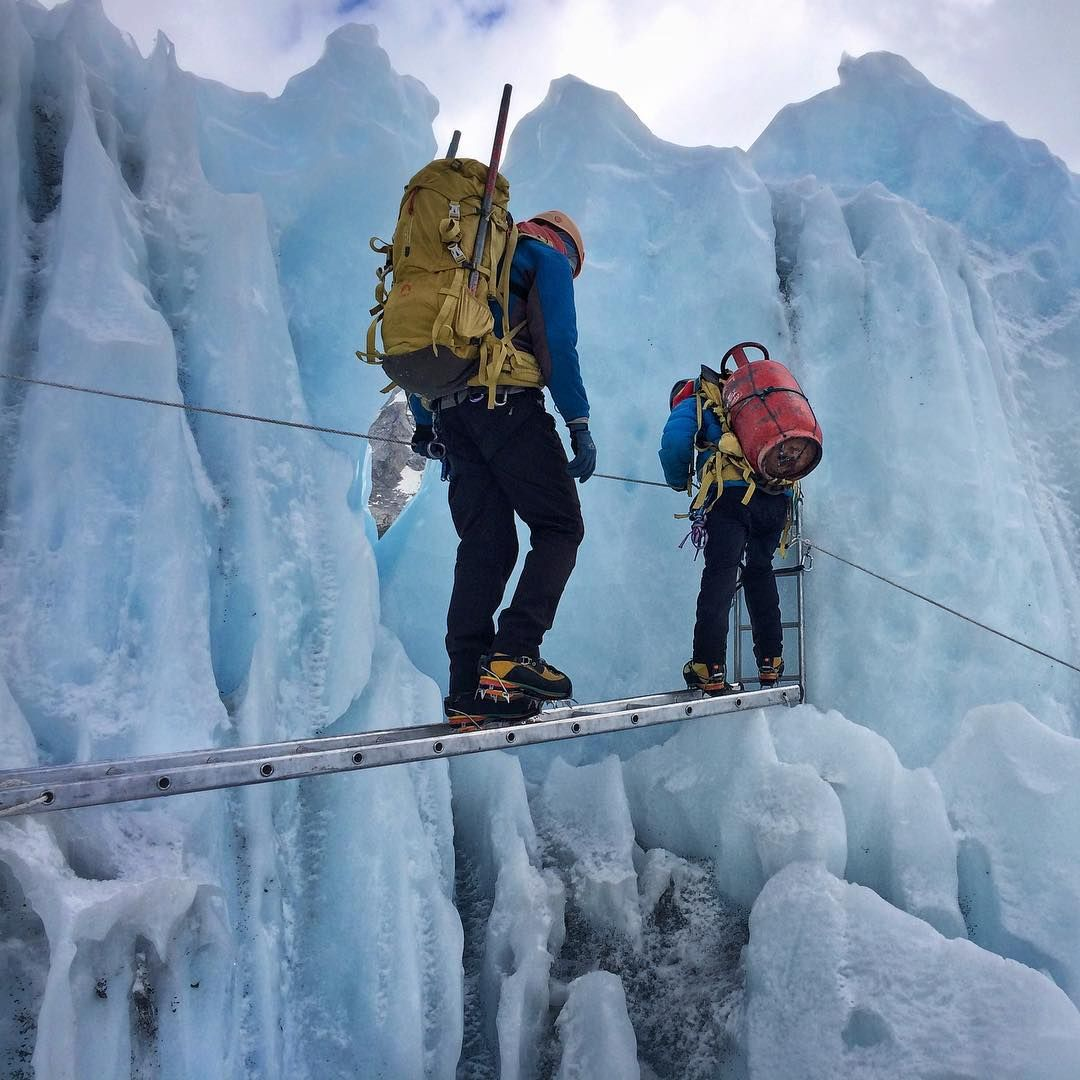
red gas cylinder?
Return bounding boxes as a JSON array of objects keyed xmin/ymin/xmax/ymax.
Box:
[{"xmin": 720, "ymin": 342, "xmax": 822, "ymax": 483}]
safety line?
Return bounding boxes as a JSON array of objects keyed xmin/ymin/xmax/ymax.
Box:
[
  {"xmin": 0, "ymin": 372, "xmax": 408, "ymax": 445},
  {"xmin": 2, "ymin": 370, "xmax": 1078, "ymax": 675},
  {"xmin": 0, "ymin": 372, "xmax": 674, "ymax": 488},
  {"xmin": 0, "ymin": 792, "xmax": 51, "ymax": 817},
  {"xmin": 805, "ymin": 541, "xmax": 1080, "ymax": 675}
]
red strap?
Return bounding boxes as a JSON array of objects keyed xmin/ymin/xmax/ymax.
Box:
[
  {"xmin": 670, "ymin": 379, "xmax": 696, "ymax": 409},
  {"xmin": 517, "ymin": 220, "xmax": 568, "ymax": 256}
]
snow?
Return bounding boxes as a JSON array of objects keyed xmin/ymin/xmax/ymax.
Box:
[{"xmin": 1, "ymin": 0, "xmax": 1079, "ymax": 1076}]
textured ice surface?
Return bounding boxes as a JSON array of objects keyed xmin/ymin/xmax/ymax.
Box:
[
  {"xmin": 0, "ymin": 3, "xmax": 461, "ymax": 1076},
  {"xmin": 3, "ymin": 1, "xmax": 1080, "ymax": 1075},
  {"xmin": 535, "ymin": 755, "xmax": 642, "ymax": 945},
  {"xmin": 770, "ymin": 706, "xmax": 964, "ymax": 937},
  {"xmin": 935, "ymin": 703, "xmax": 1080, "ymax": 1004},
  {"xmin": 453, "ymin": 752, "xmax": 566, "ymax": 1080},
  {"xmin": 744, "ymin": 862, "xmax": 1080, "ymax": 1079},
  {"xmin": 554, "ymin": 971, "xmax": 639, "ymax": 1080},
  {"xmin": 623, "ymin": 708, "xmax": 847, "ymax": 909}
]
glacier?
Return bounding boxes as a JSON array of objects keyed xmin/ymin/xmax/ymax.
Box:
[{"xmin": 1, "ymin": 0, "xmax": 1079, "ymax": 1077}]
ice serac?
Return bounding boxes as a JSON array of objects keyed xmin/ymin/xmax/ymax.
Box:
[
  {"xmin": 0, "ymin": 3, "xmax": 462, "ymax": 1076},
  {"xmin": 192, "ymin": 21, "xmax": 438, "ymax": 442},
  {"xmin": 535, "ymin": 755, "xmax": 642, "ymax": 945},
  {"xmin": 622, "ymin": 709, "xmax": 847, "ymax": 909},
  {"xmin": 555, "ymin": 971, "xmax": 640, "ymax": 1080},
  {"xmin": 453, "ymin": 752, "xmax": 566, "ymax": 1080},
  {"xmin": 770, "ymin": 706, "xmax": 963, "ymax": 937},
  {"xmin": 935, "ymin": 703, "xmax": 1080, "ymax": 1005},
  {"xmin": 750, "ymin": 51, "xmax": 1080, "ymax": 762},
  {"xmin": 743, "ymin": 862, "xmax": 1080, "ymax": 1079}
]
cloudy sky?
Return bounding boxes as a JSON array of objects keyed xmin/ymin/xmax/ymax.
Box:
[{"xmin": 61, "ymin": 0, "xmax": 1080, "ymax": 170}]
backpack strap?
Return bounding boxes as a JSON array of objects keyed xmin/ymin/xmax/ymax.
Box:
[
  {"xmin": 688, "ymin": 378, "xmax": 759, "ymax": 512},
  {"xmin": 359, "ymin": 236, "xmax": 394, "ymax": 365},
  {"xmin": 475, "ymin": 224, "xmax": 528, "ymax": 408}
]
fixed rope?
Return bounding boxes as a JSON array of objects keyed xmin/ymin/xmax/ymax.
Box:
[
  {"xmin": 2, "ymin": 370, "xmax": 1077, "ymax": 675},
  {"xmin": 803, "ymin": 541, "xmax": 1080, "ymax": 675},
  {"xmin": 0, "ymin": 372, "xmax": 408, "ymax": 446}
]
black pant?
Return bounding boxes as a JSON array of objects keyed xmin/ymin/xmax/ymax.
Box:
[
  {"xmin": 692, "ymin": 486, "xmax": 788, "ymax": 668},
  {"xmin": 438, "ymin": 391, "xmax": 584, "ymax": 695}
]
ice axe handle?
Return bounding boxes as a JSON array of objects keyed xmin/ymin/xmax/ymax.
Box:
[{"xmin": 469, "ymin": 83, "xmax": 513, "ymax": 294}]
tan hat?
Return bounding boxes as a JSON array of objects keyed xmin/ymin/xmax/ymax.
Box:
[{"xmin": 529, "ymin": 210, "xmax": 585, "ymax": 276}]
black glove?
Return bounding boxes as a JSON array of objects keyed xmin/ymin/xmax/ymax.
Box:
[
  {"xmin": 566, "ymin": 423, "xmax": 596, "ymax": 483},
  {"xmin": 410, "ymin": 424, "xmax": 441, "ymax": 460}
]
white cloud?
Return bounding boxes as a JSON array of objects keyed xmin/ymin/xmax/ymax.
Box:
[{"xmin": 42, "ymin": 0, "xmax": 1080, "ymax": 169}]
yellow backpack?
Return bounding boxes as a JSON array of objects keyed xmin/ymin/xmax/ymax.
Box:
[{"xmin": 359, "ymin": 158, "xmax": 522, "ymax": 405}]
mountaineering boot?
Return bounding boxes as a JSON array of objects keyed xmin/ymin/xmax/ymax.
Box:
[
  {"xmin": 444, "ymin": 691, "xmax": 541, "ymax": 729},
  {"xmin": 758, "ymin": 657, "xmax": 785, "ymax": 687},
  {"xmin": 683, "ymin": 660, "xmax": 739, "ymax": 696},
  {"xmin": 479, "ymin": 653, "xmax": 572, "ymax": 701}
]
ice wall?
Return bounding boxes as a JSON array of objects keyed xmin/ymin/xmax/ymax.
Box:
[
  {"xmin": 751, "ymin": 51, "xmax": 1080, "ymax": 762},
  {"xmin": 3, "ymin": 2, "xmax": 1080, "ymax": 1076},
  {"xmin": 0, "ymin": 1, "xmax": 461, "ymax": 1075}
]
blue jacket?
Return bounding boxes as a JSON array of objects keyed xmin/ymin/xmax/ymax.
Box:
[
  {"xmin": 659, "ymin": 391, "xmax": 794, "ymax": 498},
  {"xmin": 410, "ymin": 236, "xmax": 588, "ymax": 427},
  {"xmin": 658, "ymin": 394, "xmax": 721, "ymax": 490}
]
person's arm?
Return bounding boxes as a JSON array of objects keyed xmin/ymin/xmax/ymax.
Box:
[
  {"xmin": 523, "ymin": 244, "xmax": 589, "ymax": 425},
  {"xmin": 408, "ymin": 394, "xmax": 433, "ymax": 428},
  {"xmin": 658, "ymin": 397, "xmax": 698, "ymax": 489}
]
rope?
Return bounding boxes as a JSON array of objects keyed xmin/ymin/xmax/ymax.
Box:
[
  {"xmin": 0, "ymin": 371, "xmax": 674, "ymax": 485},
  {"xmin": 0, "ymin": 372, "xmax": 411, "ymax": 447},
  {"xmin": 2, "ymin": 371, "xmax": 1078, "ymax": 677},
  {"xmin": 805, "ymin": 540, "xmax": 1080, "ymax": 675},
  {"xmin": 0, "ymin": 792, "xmax": 51, "ymax": 817}
]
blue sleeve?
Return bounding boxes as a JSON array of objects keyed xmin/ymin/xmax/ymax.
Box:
[
  {"xmin": 522, "ymin": 243, "xmax": 590, "ymax": 425},
  {"xmin": 658, "ymin": 397, "xmax": 698, "ymax": 488},
  {"xmin": 408, "ymin": 393, "xmax": 433, "ymax": 427}
]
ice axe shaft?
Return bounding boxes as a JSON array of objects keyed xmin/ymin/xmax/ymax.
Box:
[{"xmin": 469, "ymin": 83, "xmax": 512, "ymax": 294}]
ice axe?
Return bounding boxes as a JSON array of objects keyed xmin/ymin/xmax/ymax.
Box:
[{"xmin": 468, "ymin": 83, "xmax": 512, "ymax": 294}]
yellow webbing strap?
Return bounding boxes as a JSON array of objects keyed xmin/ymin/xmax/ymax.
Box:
[
  {"xmin": 433, "ymin": 272, "xmax": 464, "ymax": 352},
  {"xmin": 677, "ymin": 382, "xmax": 798, "ymax": 548},
  {"xmin": 359, "ymin": 237, "xmax": 394, "ymax": 365},
  {"xmin": 360, "ymin": 311, "xmax": 383, "ymax": 365},
  {"xmin": 475, "ymin": 225, "xmax": 524, "ymax": 408}
]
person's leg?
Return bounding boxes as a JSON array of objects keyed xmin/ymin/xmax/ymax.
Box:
[
  {"xmin": 692, "ymin": 488, "xmax": 749, "ymax": 665},
  {"xmin": 742, "ymin": 493, "xmax": 788, "ymax": 668},
  {"xmin": 482, "ymin": 395, "xmax": 584, "ymax": 660},
  {"xmin": 440, "ymin": 408, "xmax": 519, "ymax": 696}
]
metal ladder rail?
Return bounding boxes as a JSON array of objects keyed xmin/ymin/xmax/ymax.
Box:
[
  {"xmin": 0, "ymin": 685, "xmax": 801, "ymax": 818},
  {"xmin": 0, "ymin": 687, "xmax": 747, "ymax": 790}
]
